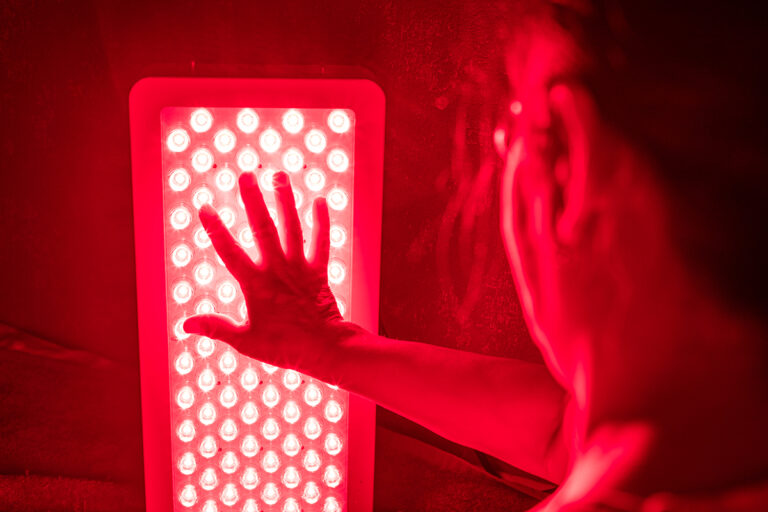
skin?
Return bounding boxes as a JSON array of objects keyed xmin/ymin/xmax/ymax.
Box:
[{"xmin": 184, "ymin": 20, "xmax": 768, "ymax": 509}]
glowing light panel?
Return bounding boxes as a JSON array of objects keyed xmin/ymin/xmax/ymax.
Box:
[{"xmin": 131, "ymin": 78, "xmax": 384, "ymax": 512}]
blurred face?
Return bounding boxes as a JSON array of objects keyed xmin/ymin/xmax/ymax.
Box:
[{"xmin": 497, "ymin": 23, "xmax": 589, "ymax": 383}]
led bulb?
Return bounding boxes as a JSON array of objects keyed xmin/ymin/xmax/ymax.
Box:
[
  {"xmin": 197, "ymin": 337, "xmax": 215, "ymax": 358},
  {"xmin": 167, "ymin": 128, "xmax": 190, "ymax": 152},
  {"xmin": 215, "ymin": 168, "xmax": 237, "ymax": 191},
  {"xmin": 262, "ymin": 482, "xmax": 280, "ymax": 506},
  {"xmin": 198, "ymin": 402, "xmax": 217, "ymax": 426},
  {"xmin": 336, "ymin": 298, "xmax": 346, "ymax": 317},
  {"xmin": 324, "ymin": 400, "xmax": 343, "ymax": 423},
  {"xmin": 238, "ymin": 226, "xmax": 255, "ymax": 248},
  {"xmin": 327, "ymin": 149, "xmax": 350, "ymax": 173},
  {"xmin": 241, "ymin": 435, "xmax": 259, "ymax": 457},
  {"xmin": 193, "ymin": 227, "xmax": 211, "ymax": 249},
  {"xmin": 259, "ymin": 168, "xmax": 277, "ymax": 192},
  {"xmin": 200, "ymin": 435, "xmax": 217, "ymax": 458},
  {"xmin": 201, "ymin": 500, "xmax": 217, "ymax": 512},
  {"xmin": 304, "ymin": 129, "xmax": 327, "ymax": 154},
  {"xmin": 283, "ymin": 497, "xmax": 301, "ymax": 512},
  {"xmin": 302, "ymin": 482, "xmax": 320, "ymax": 504},
  {"xmin": 191, "ymin": 148, "xmax": 214, "ymax": 173},
  {"xmin": 175, "ymin": 351, "xmax": 194, "ymax": 374},
  {"xmin": 243, "ymin": 499, "xmax": 259, "ymax": 512},
  {"xmin": 195, "ymin": 299, "xmax": 215, "ymax": 315},
  {"xmin": 323, "ymin": 465, "xmax": 341, "ymax": 488},
  {"xmin": 282, "ymin": 400, "xmax": 301, "ymax": 424},
  {"xmin": 213, "ymin": 129, "xmax": 236, "ymax": 153},
  {"xmin": 174, "ymin": 318, "xmax": 190, "ymax": 340},
  {"xmin": 171, "ymin": 243, "xmax": 192, "ymax": 267},
  {"xmin": 304, "ymin": 384, "xmax": 322, "ymax": 407},
  {"xmin": 326, "ymin": 187, "xmax": 348, "ymax": 211},
  {"xmin": 192, "ymin": 186, "xmax": 214, "ymax": 209},
  {"xmin": 325, "ymin": 433, "xmax": 342, "ymax": 455},
  {"xmin": 170, "ymin": 206, "xmax": 192, "ymax": 230},
  {"xmin": 179, "ymin": 484, "xmax": 197, "ymax": 507},
  {"xmin": 172, "ymin": 280, "xmax": 193, "ymax": 304},
  {"xmin": 178, "ymin": 452, "xmax": 196, "ymax": 475},
  {"xmin": 304, "ymin": 168, "xmax": 326, "ymax": 192},
  {"xmin": 177, "ymin": 420, "xmax": 195, "ymax": 442},
  {"xmin": 219, "ymin": 385, "xmax": 238, "ymax": 408},
  {"xmin": 216, "ymin": 207, "xmax": 236, "ymax": 228},
  {"xmin": 282, "ymin": 467, "xmax": 301, "ymax": 489},
  {"xmin": 190, "ymin": 108, "xmax": 213, "ymax": 133},
  {"xmin": 220, "ymin": 483, "xmax": 238, "ymax": 506},
  {"xmin": 169, "ymin": 168, "xmax": 191, "ymax": 191},
  {"xmin": 219, "ymin": 419, "xmax": 238, "ymax": 442},
  {"xmin": 323, "ymin": 497, "xmax": 342, "ymax": 512},
  {"xmin": 264, "ymin": 418, "xmax": 282, "ymax": 441},
  {"xmin": 194, "ymin": 262, "xmax": 215, "ymax": 285},
  {"xmin": 262, "ymin": 384, "xmax": 280, "ymax": 408},
  {"xmin": 198, "ymin": 369, "xmax": 216, "ymax": 392},
  {"xmin": 283, "ymin": 370, "xmax": 301, "ymax": 391},
  {"xmin": 327, "ymin": 109, "xmax": 351, "ymax": 134},
  {"xmin": 261, "ymin": 450, "xmax": 280, "ymax": 473},
  {"xmin": 241, "ymin": 468, "xmax": 259, "ymax": 490},
  {"xmin": 240, "ymin": 367, "xmax": 259, "ymax": 391},
  {"xmin": 259, "ymin": 128, "xmax": 281, "ymax": 153},
  {"xmin": 200, "ymin": 468, "xmax": 218, "ymax": 490},
  {"xmin": 176, "ymin": 386, "xmax": 195, "ymax": 410},
  {"xmin": 303, "ymin": 449, "xmax": 321, "ymax": 472},
  {"xmin": 303, "ymin": 417, "xmax": 321, "ymax": 440},
  {"xmin": 282, "ymin": 109, "xmax": 304, "ymax": 134},
  {"xmin": 241, "ymin": 401, "xmax": 259, "ymax": 425},
  {"xmin": 328, "ymin": 260, "xmax": 346, "ymax": 284},
  {"xmin": 221, "ymin": 451, "xmax": 239, "ymax": 474},
  {"xmin": 219, "ymin": 351, "xmax": 237, "ymax": 375},
  {"xmin": 237, "ymin": 108, "xmax": 259, "ymax": 134},
  {"xmin": 329, "ymin": 225, "xmax": 347, "ymax": 248},
  {"xmin": 237, "ymin": 146, "xmax": 259, "ymax": 172},
  {"xmin": 216, "ymin": 281, "xmax": 236, "ymax": 304},
  {"xmin": 282, "ymin": 148, "xmax": 304, "ymax": 173},
  {"xmin": 283, "ymin": 433, "xmax": 301, "ymax": 457}
]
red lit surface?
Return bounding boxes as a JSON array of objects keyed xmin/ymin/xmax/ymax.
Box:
[{"xmin": 130, "ymin": 79, "xmax": 384, "ymax": 512}]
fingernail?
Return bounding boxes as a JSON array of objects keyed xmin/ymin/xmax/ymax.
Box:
[
  {"xmin": 199, "ymin": 204, "xmax": 216, "ymax": 218},
  {"xmin": 273, "ymin": 171, "xmax": 289, "ymax": 188},
  {"xmin": 239, "ymin": 171, "xmax": 258, "ymax": 188}
]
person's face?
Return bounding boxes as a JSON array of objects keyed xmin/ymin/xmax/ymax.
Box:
[{"xmin": 498, "ymin": 24, "xmax": 589, "ymax": 384}]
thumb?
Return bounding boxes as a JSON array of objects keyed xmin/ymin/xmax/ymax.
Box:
[{"xmin": 183, "ymin": 314, "xmax": 247, "ymax": 347}]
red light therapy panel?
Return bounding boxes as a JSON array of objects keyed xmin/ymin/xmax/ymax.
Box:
[{"xmin": 130, "ymin": 79, "xmax": 384, "ymax": 512}]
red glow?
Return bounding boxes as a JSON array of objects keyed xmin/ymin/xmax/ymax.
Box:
[{"xmin": 130, "ymin": 78, "xmax": 384, "ymax": 512}]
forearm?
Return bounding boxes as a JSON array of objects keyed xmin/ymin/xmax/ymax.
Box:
[{"xmin": 311, "ymin": 325, "xmax": 570, "ymax": 483}]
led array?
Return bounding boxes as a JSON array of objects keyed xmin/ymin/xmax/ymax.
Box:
[{"xmin": 161, "ymin": 107, "xmax": 354, "ymax": 511}]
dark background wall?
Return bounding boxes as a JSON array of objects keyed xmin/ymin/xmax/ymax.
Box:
[
  {"xmin": 0, "ymin": 0, "xmax": 541, "ymax": 505},
  {"xmin": 0, "ymin": 0, "xmax": 539, "ymax": 366}
]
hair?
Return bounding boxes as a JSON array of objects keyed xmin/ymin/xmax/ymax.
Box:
[{"xmin": 442, "ymin": 0, "xmax": 768, "ymax": 321}]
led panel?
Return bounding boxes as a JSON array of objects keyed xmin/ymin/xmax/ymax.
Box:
[{"xmin": 130, "ymin": 78, "xmax": 384, "ymax": 512}]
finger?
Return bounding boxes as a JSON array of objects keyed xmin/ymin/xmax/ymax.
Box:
[
  {"xmin": 308, "ymin": 196, "xmax": 330, "ymax": 270},
  {"xmin": 273, "ymin": 171, "xmax": 304, "ymax": 261},
  {"xmin": 239, "ymin": 171, "xmax": 283, "ymax": 266},
  {"xmin": 184, "ymin": 314, "xmax": 247, "ymax": 349},
  {"xmin": 198, "ymin": 205, "xmax": 253, "ymax": 279}
]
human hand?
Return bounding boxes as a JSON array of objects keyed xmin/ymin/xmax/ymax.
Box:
[{"xmin": 183, "ymin": 170, "xmax": 362, "ymax": 374}]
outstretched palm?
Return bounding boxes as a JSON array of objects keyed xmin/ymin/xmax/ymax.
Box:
[{"xmin": 184, "ymin": 170, "xmax": 358, "ymax": 372}]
